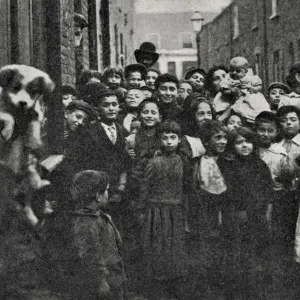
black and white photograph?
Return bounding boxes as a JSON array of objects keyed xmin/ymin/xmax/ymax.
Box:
[{"xmin": 1, "ymin": 0, "xmax": 300, "ymax": 299}]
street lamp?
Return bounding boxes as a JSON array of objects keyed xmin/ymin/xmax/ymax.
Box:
[{"xmin": 191, "ymin": 11, "xmax": 204, "ymax": 69}]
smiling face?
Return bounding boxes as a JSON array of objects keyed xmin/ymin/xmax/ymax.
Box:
[
  {"xmin": 145, "ymin": 71, "xmax": 159, "ymax": 89},
  {"xmin": 234, "ymin": 134, "xmax": 254, "ymax": 156},
  {"xmin": 207, "ymin": 130, "xmax": 227, "ymax": 155},
  {"xmin": 139, "ymin": 102, "xmax": 161, "ymax": 128},
  {"xmin": 125, "ymin": 89, "xmax": 144, "ymax": 108},
  {"xmin": 127, "ymin": 71, "xmax": 142, "ymax": 88},
  {"xmin": 195, "ymin": 102, "xmax": 213, "ymax": 128},
  {"xmin": 157, "ymin": 82, "xmax": 178, "ymax": 104},
  {"xmin": 96, "ymin": 95, "xmax": 119, "ymax": 122},
  {"xmin": 279, "ymin": 112, "xmax": 300, "ymax": 139},
  {"xmin": 65, "ymin": 109, "xmax": 88, "ymax": 132},
  {"xmin": 107, "ymin": 73, "xmax": 121, "ymax": 89},
  {"xmin": 188, "ymin": 72, "xmax": 205, "ymax": 88},
  {"xmin": 161, "ymin": 132, "xmax": 180, "ymax": 152}
]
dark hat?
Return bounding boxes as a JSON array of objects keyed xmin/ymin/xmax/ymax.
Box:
[
  {"xmin": 277, "ymin": 105, "xmax": 300, "ymax": 119},
  {"xmin": 67, "ymin": 100, "xmax": 96, "ymax": 119},
  {"xmin": 74, "ymin": 13, "xmax": 88, "ymax": 28},
  {"xmin": 268, "ymin": 82, "xmax": 289, "ymax": 94},
  {"xmin": 61, "ymin": 85, "xmax": 76, "ymax": 96},
  {"xmin": 185, "ymin": 68, "xmax": 206, "ymax": 80},
  {"xmin": 80, "ymin": 82, "xmax": 108, "ymax": 105},
  {"xmin": 134, "ymin": 42, "xmax": 159, "ymax": 65},
  {"xmin": 124, "ymin": 63, "xmax": 148, "ymax": 80}
]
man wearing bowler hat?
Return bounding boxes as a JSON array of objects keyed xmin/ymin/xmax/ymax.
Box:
[{"xmin": 134, "ymin": 42, "xmax": 159, "ymax": 68}]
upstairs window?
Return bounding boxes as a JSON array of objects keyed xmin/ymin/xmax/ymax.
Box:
[
  {"xmin": 270, "ymin": 0, "xmax": 278, "ymax": 18},
  {"xmin": 180, "ymin": 33, "xmax": 193, "ymax": 48}
]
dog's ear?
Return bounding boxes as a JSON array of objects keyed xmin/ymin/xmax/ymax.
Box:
[
  {"xmin": 0, "ymin": 68, "xmax": 19, "ymax": 88},
  {"xmin": 26, "ymin": 76, "xmax": 55, "ymax": 98}
]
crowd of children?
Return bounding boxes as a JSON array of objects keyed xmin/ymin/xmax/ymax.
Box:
[{"xmin": 5, "ymin": 52, "xmax": 300, "ymax": 300}]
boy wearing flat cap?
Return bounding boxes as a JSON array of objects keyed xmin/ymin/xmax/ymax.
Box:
[{"xmin": 267, "ymin": 82, "xmax": 289, "ymax": 111}]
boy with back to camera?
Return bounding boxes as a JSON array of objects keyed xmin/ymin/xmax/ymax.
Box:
[{"xmin": 69, "ymin": 170, "xmax": 126, "ymax": 300}]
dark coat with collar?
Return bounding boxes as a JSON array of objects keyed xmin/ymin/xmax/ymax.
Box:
[{"xmin": 63, "ymin": 121, "xmax": 131, "ymax": 191}]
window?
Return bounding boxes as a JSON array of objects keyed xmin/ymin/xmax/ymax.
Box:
[
  {"xmin": 180, "ymin": 33, "xmax": 193, "ymax": 48},
  {"xmin": 233, "ymin": 5, "xmax": 239, "ymax": 39},
  {"xmin": 252, "ymin": 1, "xmax": 259, "ymax": 30},
  {"xmin": 146, "ymin": 33, "xmax": 160, "ymax": 49},
  {"xmin": 168, "ymin": 61, "xmax": 176, "ymax": 76},
  {"xmin": 273, "ymin": 50, "xmax": 281, "ymax": 82},
  {"xmin": 120, "ymin": 33, "xmax": 124, "ymax": 66},
  {"xmin": 270, "ymin": 0, "xmax": 278, "ymax": 18}
]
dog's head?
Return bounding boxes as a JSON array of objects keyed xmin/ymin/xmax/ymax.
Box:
[{"xmin": 0, "ymin": 64, "xmax": 55, "ymax": 111}]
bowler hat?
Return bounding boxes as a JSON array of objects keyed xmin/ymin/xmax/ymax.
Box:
[{"xmin": 134, "ymin": 42, "xmax": 159, "ymax": 65}]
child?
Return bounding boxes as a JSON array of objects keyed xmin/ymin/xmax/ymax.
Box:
[
  {"xmin": 255, "ymin": 111, "xmax": 288, "ymax": 245},
  {"xmin": 224, "ymin": 113, "xmax": 244, "ymax": 132},
  {"xmin": 120, "ymin": 87, "xmax": 145, "ymax": 132},
  {"xmin": 268, "ymin": 82, "xmax": 289, "ymax": 111},
  {"xmin": 276, "ymin": 106, "xmax": 300, "ymax": 253},
  {"xmin": 177, "ymin": 80, "xmax": 197, "ymax": 107},
  {"xmin": 192, "ymin": 120, "xmax": 228, "ymax": 297},
  {"xmin": 155, "ymin": 73, "xmax": 181, "ymax": 121},
  {"xmin": 145, "ymin": 68, "xmax": 160, "ymax": 90},
  {"xmin": 69, "ymin": 170, "xmax": 126, "ymax": 300},
  {"xmin": 218, "ymin": 126, "xmax": 272, "ymax": 299},
  {"xmin": 184, "ymin": 67, "xmax": 206, "ymax": 92},
  {"xmin": 140, "ymin": 120, "xmax": 187, "ymax": 299},
  {"xmin": 61, "ymin": 85, "xmax": 77, "ymax": 108},
  {"xmin": 229, "ymin": 56, "xmax": 262, "ymax": 93},
  {"xmin": 102, "ymin": 67, "xmax": 127, "ymax": 103},
  {"xmin": 124, "ymin": 63, "xmax": 147, "ymax": 89}
]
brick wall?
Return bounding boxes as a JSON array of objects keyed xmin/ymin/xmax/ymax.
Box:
[{"xmin": 200, "ymin": 0, "xmax": 300, "ymax": 91}]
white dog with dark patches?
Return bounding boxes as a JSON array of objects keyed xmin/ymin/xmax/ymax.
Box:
[{"xmin": 0, "ymin": 65, "xmax": 55, "ymax": 225}]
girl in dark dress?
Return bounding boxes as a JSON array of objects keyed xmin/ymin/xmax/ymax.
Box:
[{"xmin": 218, "ymin": 126, "xmax": 273, "ymax": 300}]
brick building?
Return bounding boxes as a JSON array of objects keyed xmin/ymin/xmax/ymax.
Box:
[
  {"xmin": 0, "ymin": 0, "xmax": 135, "ymax": 153},
  {"xmin": 200, "ymin": 0, "xmax": 300, "ymax": 91}
]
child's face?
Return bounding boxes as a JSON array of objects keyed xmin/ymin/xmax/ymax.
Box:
[
  {"xmin": 96, "ymin": 184, "xmax": 109, "ymax": 207},
  {"xmin": 279, "ymin": 112, "xmax": 300, "ymax": 138},
  {"xmin": 234, "ymin": 134, "xmax": 253, "ymax": 156},
  {"xmin": 269, "ymin": 88, "xmax": 286, "ymax": 108},
  {"xmin": 227, "ymin": 115, "xmax": 242, "ymax": 132},
  {"xmin": 229, "ymin": 65, "xmax": 247, "ymax": 80},
  {"xmin": 178, "ymin": 82, "xmax": 193, "ymax": 100},
  {"xmin": 62, "ymin": 93, "xmax": 75, "ymax": 108},
  {"xmin": 256, "ymin": 121, "xmax": 277, "ymax": 147},
  {"xmin": 127, "ymin": 71, "xmax": 142, "ymax": 88},
  {"xmin": 161, "ymin": 132, "xmax": 180, "ymax": 152},
  {"xmin": 107, "ymin": 74, "xmax": 121, "ymax": 88},
  {"xmin": 158, "ymin": 82, "xmax": 178, "ymax": 104},
  {"xmin": 145, "ymin": 71, "xmax": 159, "ymax": 89},
  {"xmin": 195, "ymin": 102, "xmax": 213, "ymax": 128},
  {"xmin": 207, "ymin": 130, "xmax": 227, "ymax": 155},
  {"xmin": 97, "ymin": 96, "xmax": 119, "ymax": 122},
  {"xmin": 65, "ymin": 109, "xmax": 88, "ymax": 132},
  {"xmin": 125, "ymin": 89, "xmax": 144, "ymax": 108},
  {"xmin": 140, "ymin": 102, "xmax": 161, "ymax": 127},
  {"xmin": 189, "ymin": 72, "xmax": 205, "ymax": 88},
  {"xmin": 130, "ymin": 120, "xmax": 141, "ymax": 134}
]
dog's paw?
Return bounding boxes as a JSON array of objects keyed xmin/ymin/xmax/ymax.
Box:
[{"xmin": 0, "ymin": 115, "xmax": 15, "ymax": 141}]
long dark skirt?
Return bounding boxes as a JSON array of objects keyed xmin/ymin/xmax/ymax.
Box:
[{"xmin": 142, "ymin": 203, "xmax": 187, "ymax": 281}]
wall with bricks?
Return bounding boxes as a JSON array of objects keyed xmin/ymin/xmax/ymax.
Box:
[{"xmin": 200, "ymin": 0, "xmax": 300, "ymax": 91}]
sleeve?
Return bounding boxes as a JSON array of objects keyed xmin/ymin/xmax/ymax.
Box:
[
  {"xmin": 72, "ymin": 217, "xmax": 108, "ymax": 282},
  {"xmin": 250, "ymin": 75, "xmax": 262, "ymax": 87}
]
